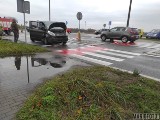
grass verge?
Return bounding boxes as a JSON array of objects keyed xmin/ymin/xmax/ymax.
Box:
[
  {"xmin": 0, "ymin": 40, "xmax": 48, "ymax": 57},
  {"xmin": 16, "ymin": 66, "xmax": 160, "ymax": 120}
]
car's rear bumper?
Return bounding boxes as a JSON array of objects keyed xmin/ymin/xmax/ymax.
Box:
[
  {"xmin": 130, "ymin": 35, "xmax": 139, "ymax": 41},
  {"xmin": 46, "ymin": 36, "xmax": 68, "ymax": 43}
]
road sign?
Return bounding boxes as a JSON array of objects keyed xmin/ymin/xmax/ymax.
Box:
[
  {"xmin": 23, "ymin": 1, "xmax": 30, "ymax": 14},
  {"xmin": 109, "ymin": 21, "xmax": 112, "ymax": 25},
  {"xmin": 103, "ymin": 24, "xmax": 106, "ymax": 28},
  {"xmin": 17, "ymin": 0, "xmax": 30, "ymax": 14},
  {"xmin": 77, "ymin": 12, "xmax": 82, "ymax": 20},
  {"xmin": 17, "ymin": 0, "xmax": 24, "ymax": 13}
]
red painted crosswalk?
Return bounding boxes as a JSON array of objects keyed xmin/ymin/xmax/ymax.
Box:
[
  {"xmin": 58, "ymin": 46, "xmax": 106, "ymax": 55},
  {"xmin": 112, "ymin": 40, "xmax": 136, "ymax": 46}
]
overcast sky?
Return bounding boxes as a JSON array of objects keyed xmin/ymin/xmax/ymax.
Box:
[{"xmin": 0, "ymin": 0, "xmax": 160, "ymax": 31}]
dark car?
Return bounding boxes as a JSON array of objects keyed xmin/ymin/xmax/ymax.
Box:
[
  {"xmin": 29, "ymin": 21, "xmax": 68, "ymax": 45},
  {"xmin": 146, "ymin": 29, "xmax": 160, "ymax": 39},
  {"xmin": 94, "ymin": 29, "xmax": 108, "ymax": 35},
  {"xmin": 100, "ymin": 27, "xmax": 139, "ymax": 43}
]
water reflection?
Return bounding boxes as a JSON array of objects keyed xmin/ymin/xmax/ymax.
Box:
[
  {"xmin": 15, "ymin": 56, "xmax": 21, "ymax": 70},
  {"xmin": 31, "ymin": 54, "xmax": 66, "ymax": 68},
  {"xmin": 0, "ymin": 52, "xmax": 85, "ymax": 85}
]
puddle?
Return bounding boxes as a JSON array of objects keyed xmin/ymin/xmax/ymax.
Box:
[
  {"xmin": 0, "ymin": 52, "xmax": 87, "ymax": 90},
  {"xmin": 0, "ymin": 52, "xmax": 89, "ymax": 119}
]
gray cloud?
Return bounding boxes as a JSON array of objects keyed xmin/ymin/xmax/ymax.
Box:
[{"xmin": 0, "ymin": 0, "xmax": 160, "ymax": 31}]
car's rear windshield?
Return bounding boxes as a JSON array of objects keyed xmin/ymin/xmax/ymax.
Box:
[{"xmin": 101, "ymin": 29, "xmax": 108, "ymax": 31}]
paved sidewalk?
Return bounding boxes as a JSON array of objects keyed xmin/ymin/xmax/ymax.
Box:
[{"xmin": 0, "ymin": 83, "xmax": 38, "ymax": 120}]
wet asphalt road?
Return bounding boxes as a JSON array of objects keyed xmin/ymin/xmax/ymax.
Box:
[{"xmin": 2, "ymin": 32, "xmax": 160, "ymax": 81}]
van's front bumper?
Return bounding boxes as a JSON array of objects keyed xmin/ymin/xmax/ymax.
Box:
[{"xmin": 46, "ymin": 35, "xmax": 68, "ymax": 43}]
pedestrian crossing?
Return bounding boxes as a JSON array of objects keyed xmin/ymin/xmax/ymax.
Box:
[
  {"xmin": 112, "ymin": 40, "xmax": 160, "ymax": 50},
  {"xmin": 67, "ymin": 38, "xmax": 160, "ymax": 50},
  {"xmin": 58, "ymin": 45, "xmax": 141, "ymax": 66},
  {"xmin": 136, "ymin": 42, "xmax": 160, "ymax": 49}
]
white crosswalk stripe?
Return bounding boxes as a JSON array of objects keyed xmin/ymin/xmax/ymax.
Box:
[
  {"xmin": 82, "ymin": 52, "xmax": 124, "ymax": 61},
  {"xmin": 71, "ymin": 54, "xmax": 112, "ymax": 66},
  {"xmin": 96, "ymin": 50, "xmax": 134, "ymax": 58},
  {"xmin": 65, "ymin": 46, "xmax": 141, "ymax": 66},
  {"xmin": 85, "ymin": 45, "xmax": 141, "ymax": 56},
  {"xmin": 138, "ymin": 43, "xmax": 155, "ymax": 48},
  {"xmin": 136, "ymin": 42, "xmax": 160, "ymax": 49},
  {"xmin": 147, "ymin": 44, "xmax": 160, "ymax": 49},
  {"xmin": 105, "ymin": 49, "xmax": 141, "ymax": 56}
]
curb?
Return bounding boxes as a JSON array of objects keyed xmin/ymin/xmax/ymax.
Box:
[{"xmin": 111, "ymin": 66, "xmax": 160, "ymax": 82}]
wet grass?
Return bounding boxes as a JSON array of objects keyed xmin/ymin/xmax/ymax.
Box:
[
  {"xmin": 16, "ymin": 66, "xmax": 160, "ymax": 120},
  {"xmin": 0, "ymin": 40, "xmax": 48, "ymax": 57}
]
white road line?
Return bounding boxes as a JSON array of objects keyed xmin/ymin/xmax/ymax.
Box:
[
  {"xmin": 86, "ymin": 45, "xmax": 141, "ymax": 56},
  {"xmin": 71, "ymin": 54, "xmax": 112, "ymax": 66},
  {"xmin": 138, "ymin": 43, "xmax": 154, "ymax": 48},
  {"xmin": 96, "ymin": 50, "xmax": 134, "ymax": 58},
  {"xmin": 105, "ymin": 49, "xmax": 141, "ymax": 56},
  {"xmin": 148, "ymin": 44, "xmax": 160, "ymax": 49},
  {"xmin": 82, "ymin": 52, "xmax": 124, "ymax": 61},
  {"xmin": 136, "ymin": 42, "xmax": 149, "ymax": 47}
]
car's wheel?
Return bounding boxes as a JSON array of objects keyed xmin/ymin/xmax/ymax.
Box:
[
  {"xmin": 121, "ymin": 36, "xmax": 128, "ymax": 43},
  {"xmin": 30, "ymin": 38, "xmax": 35, "ymax": 42},
  {"xmin": 43, "ymin": 38, "xmax": 48, "ymax": 45},
  {"xmin": 130, "ymin": 40, "xmax": 135, "ymax": 43},
  {"xmin": 101, "ymin": 35, "xmax": 107, "ymax": 41},
  {"xmin": 110, "ymin": 38, "xmax": 114, "ymax": 43},
  {"xmin": 62, "ymin": 42, "xmax": 67, "ymax": 45}
]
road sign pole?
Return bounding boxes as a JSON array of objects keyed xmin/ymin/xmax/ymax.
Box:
[
  {"xmin": 79, "ymin": 20, "xmax": 80, "ymax": 30},
  {"xmin": 127, "ymin": 0, "xmax": 132, "ymax": 27},
  {"xmin": 49, "ymin": 0, "xmax": 50, "ymax": 21},
  {"xmin": 17, "ymin": 0, "xmax": 30, "ymax": 83},
  {"xmin": 78, "ymin": 20, "xmax": 81, "ymax": 41},
  {"xmin": 23, "ymin": 12, "xmax": 27, "ymax": 43}
]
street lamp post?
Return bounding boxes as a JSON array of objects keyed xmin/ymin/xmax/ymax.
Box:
[
  {"xmin": 49, "ymin": 0, "xmax": 50, "ymax": 21},
  {"xmin": 126, "ymin": 0, "xmax": 132, "ymax": 27}
]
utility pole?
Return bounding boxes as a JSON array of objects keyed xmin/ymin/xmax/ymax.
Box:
[
  {"xmin": 49, "ymin": 0, "xmax": 50, "ymax": 21},
  {"xmin": 126, "ymin": 0, "xmax": 132, "ymax": 27}
]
